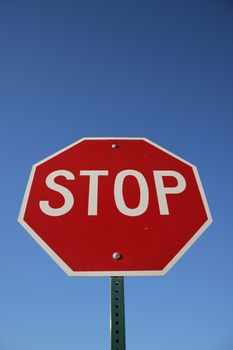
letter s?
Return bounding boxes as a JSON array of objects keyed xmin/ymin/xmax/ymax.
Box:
[{"xmin": 39, "ymin": 170, "xmax": 75, "ymax": 216}]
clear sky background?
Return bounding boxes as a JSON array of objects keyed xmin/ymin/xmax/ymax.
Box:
[{"xmin": 0, "ymin": 1, "xmax": 232, "ymax": 349}]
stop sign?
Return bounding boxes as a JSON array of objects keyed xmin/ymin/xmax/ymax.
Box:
[{"xmin": 19, "ymin": 138, "xmax": 212, "ymax": 276}]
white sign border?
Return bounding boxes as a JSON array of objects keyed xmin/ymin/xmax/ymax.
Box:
[{"xmin": 18, "ymin": 137, "xmax": 213, "ymax": 276}]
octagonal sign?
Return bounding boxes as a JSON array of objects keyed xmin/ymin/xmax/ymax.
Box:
[{"xmin": 18, "ymin": 138, "xmax": 212, "ymax": 276}]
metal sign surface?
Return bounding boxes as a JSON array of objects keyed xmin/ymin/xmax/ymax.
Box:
[{"xmin": 18, "ymin": 138, "xmax": 212, "ymax": 276}]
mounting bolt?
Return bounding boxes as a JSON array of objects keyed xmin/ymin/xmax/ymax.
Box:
[
  {"xmin": 112, "ymin": 252, "xmax": 122, "ymax": 260},
  {"xmin": 112, "ymin": 144, "xmax": 119, "ymax": 149}
]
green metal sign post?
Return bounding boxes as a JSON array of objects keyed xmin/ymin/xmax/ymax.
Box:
[{"xmin": 110, "ymin": 277, "xmax": 126, "ymax": 350}]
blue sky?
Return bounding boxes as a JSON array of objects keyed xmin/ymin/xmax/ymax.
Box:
[{"xmin": 0, "ymin": 1, "xmax": 233, "ymax": 349}]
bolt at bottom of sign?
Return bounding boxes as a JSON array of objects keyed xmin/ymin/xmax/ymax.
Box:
[{"xmin": 112, "ymin": 252, "xmax": 122, "ymax": 260}]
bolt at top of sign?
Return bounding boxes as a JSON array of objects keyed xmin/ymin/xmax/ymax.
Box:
[{"xmin": 18, "ymin": 137, "xmax": 212, "ymax": 276}]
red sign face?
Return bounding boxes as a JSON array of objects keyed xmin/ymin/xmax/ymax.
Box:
[{"xmin": 19, "ymin": 138, "xmax": 212, "ymax": 276}]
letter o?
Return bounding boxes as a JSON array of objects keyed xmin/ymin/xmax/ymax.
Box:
[{"xmin": 114, "ymin": 170, "xmax": 149, "ymax": 216}]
